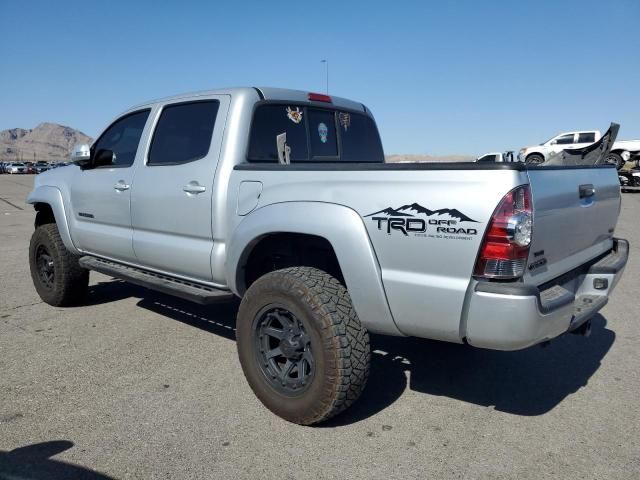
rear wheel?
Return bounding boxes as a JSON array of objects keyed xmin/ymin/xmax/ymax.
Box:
[
  {"xmin": 236, "ymin": 267, "xmax": 370, "ymax": 425},
  {"xmin": 525, "ymin": 153, "xmax": 545, "ymax": 165},
  {"xmin": 605, "ymin": 152, "xmax": 624, "ymax": 170},
  {"xmin": 29, "ymin": 223, "xmax": 89, "ymax": 306}
]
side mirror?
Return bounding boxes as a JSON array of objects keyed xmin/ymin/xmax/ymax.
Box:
[
  {"xmin": 93, "ymin": 149, "xmax": 116, "ymax": 168},
  {"xmin": 70, "ymin": 143, "xmax": 91, "ymax": 168}
]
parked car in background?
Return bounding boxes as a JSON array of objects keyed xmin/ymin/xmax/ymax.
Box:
[
  {"xmin": 519, "ymin": 130, "xmax": 640, "ymax": 167},
  {"xmin": 24, "ymin": 162, "xmax": 35, "ymax": 174},
  {"xmin": 5, "ymin": 162, "xmax": 27, "ymax": 174},
  {"xmin": 33, "ymin": 161, "xmax": 51, "ymax": 174}
]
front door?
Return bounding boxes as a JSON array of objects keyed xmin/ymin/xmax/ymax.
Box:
[
  {"xmin": 69, "ymin": 109, "xmax": 151, "ymax": 262},
  {"xmin": 131, "ymin": 95, "xmax": 229, "ymax": 282}
]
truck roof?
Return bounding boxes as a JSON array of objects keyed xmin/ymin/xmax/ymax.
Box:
[{"xmin": 128, "ymin": 87, "xmax": 367, "ymax": 114}]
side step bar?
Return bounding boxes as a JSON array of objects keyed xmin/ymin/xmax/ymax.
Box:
[{"xmin": 79, "ymin": 256, "xmax": 235, "ymax": 305}]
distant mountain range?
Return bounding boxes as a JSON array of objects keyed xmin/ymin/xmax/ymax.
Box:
[
  {"xmin": 0, "ymin": 123, "xmax": 93, "ymax": 162},
  {"xmin": 0, "ymin": 122, "xmax": 471, "ymax": 164}
]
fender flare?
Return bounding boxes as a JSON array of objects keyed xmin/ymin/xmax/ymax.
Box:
[
  {"xmin": 226, "ymin": 201, "xmax": 403, "ymax": 336},
  {"xmin": 26, "ymin": 186, "xmax": 79, "ymax": 255}
]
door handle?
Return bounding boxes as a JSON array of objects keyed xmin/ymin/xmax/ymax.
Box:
[
  {"xmin": 114, "ymin": 181, "xmax": 130, "ymax": 191},
  {"xmin": 579, "ymin": 184, "xmax": 595, "ymax": 198},
  {"xmin": 183, "ymin": 182, "xmax": 207, "ymax": 194}
]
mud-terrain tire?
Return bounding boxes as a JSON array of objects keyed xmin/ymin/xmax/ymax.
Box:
[
  {"xmin": 236, "ymin": 267, "xmax": 370, "ymax": 425},
  {"xmin": 29, "ymin": 223, "xmax": 89, "ymax": 306},
  {"xmin": 526, "ymin": 153, "xmax": 545, "ymax": 165}
]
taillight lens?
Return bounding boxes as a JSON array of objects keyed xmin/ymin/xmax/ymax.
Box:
[{"xmin": 474, "ymin": 185, "xmax": 533, "ymax": 279}]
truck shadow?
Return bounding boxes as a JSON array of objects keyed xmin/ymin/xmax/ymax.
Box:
[
  {"xmin": 0, "ymin": 441, "xmax": 116, "ymax": 479},
  {"xmin": 88, "ymin": 280, "xmax": 615, "ymax": 426},
  {"xmin": 327, "ymin": 313, "xmax": 614, "ymax": 426}
]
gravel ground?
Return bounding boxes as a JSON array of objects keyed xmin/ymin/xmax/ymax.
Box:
[{"xmin": 1, "ymin": 174, "xmax": 638, "ymax": 479}]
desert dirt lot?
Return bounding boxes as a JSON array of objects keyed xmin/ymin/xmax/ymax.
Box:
[{"xmin": 1, "ymin": 174, "xmax": 639, "ymax": 479}]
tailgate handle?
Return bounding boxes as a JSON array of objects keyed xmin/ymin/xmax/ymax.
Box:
[{"xmin": 579, "ymin": 184, "xmax": 595, "ymax": 198}]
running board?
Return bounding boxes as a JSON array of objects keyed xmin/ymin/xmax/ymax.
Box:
[{"xmin": 79, "ymin": 256, "xmax": 235, "ymax": 305}]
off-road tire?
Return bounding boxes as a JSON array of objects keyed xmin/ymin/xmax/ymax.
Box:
[
  {"xmin": 236, "ymin": 267, "xmax": 370, "ymax": 425},
  {"xmin": 29, "ymin": 223, "xmax": 89, "ymax": 306},
  {"xmin": 526, "ymin": 153, "xmax": 545, "ymax": 165}
]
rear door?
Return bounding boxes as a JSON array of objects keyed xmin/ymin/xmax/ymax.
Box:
[
  {"xmin": 131, "ymin": 95, "xmax": 230, "ymax": 282},
  {"xmin": 523, "ymin": 165, "xmax": 621, "ymax": 286},
  {"xmin": 573, "ymin": 131, "xmax": 598, "ymax": 149}
]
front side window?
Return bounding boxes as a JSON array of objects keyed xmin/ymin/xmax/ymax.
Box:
[
  {"xmin": 477, "ymin": 154, "xmax": 497, "ymax": 163},
  {"xmin": 148, "ymin": 100, "xmax": 219, "ymax": 165},
  {"xmin": 93, "ymin": 109, "xmax": 150, "ymax": 168},
  {"xmin": 578, "ymin": 132, "xmax": 595, "ymax": 143},
  {"xmin": 555, "ymin": 134, "xmax": 575, "ymax": 145}
]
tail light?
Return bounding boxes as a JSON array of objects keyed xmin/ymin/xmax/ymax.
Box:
[{"xmin": 474, "ymin": 185, "xmax": 533, "ymax": 279}]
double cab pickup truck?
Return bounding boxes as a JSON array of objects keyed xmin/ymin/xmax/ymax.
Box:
[{"xmin": 27, "ymin": 87, "xmax": 628, "ymax": 424}]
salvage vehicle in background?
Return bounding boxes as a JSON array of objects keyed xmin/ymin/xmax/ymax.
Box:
[
  {"xmin": 519, "ymin": 130, "xmax": 640, "ymax": 167},
  {"xmin": 26, "ymin": 87, "xmax": 628, "ymax": 425}
]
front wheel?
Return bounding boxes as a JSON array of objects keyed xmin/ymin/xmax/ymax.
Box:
[
  {"xmin": 29, "ymin": 223, "xmax": 89, "ymax": 306},
  {"xmin": 236, "ymin": 267, "xmax": 370, "ymax": 425},
  {"xmin": 525, "ymin": 153, "xmax": 545, "ymax": 165}
]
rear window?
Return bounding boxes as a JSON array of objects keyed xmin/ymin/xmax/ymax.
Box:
[
  {"xmin": 247, "ymin": 103, "xmax": 384, "ymax": 163},
  {"xmin": 248, "ymin": 105, "xmax": 308, "ymax": 161},
  {"xmin": 308, "ymin": 109, "xmax": 338, "ymax": 159},
  {"xmin": 148, "ymin": 100, "xmax": 219, "ymax": 165}
]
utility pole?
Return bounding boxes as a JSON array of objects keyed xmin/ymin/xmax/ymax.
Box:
[{"xmin": 321, "ymin": 59, "xmax": 329, "ymax": 94}]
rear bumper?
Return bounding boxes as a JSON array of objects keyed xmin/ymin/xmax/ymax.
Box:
[{"xmin": 464, "ymin": 238, "xmax": 628, "ymax": 351}]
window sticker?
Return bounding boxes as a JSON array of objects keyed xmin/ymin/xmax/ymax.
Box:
[
  {"xmin": 339, "ymin": 112, "xmax": 351, "ymax": 132},
  {"xmin": 318, "ymin": 122, "xmax": 328, "ymax": 143},
  {"xmin": 286, "ymin": 106, "xmax": 303, "ymax": 124}
]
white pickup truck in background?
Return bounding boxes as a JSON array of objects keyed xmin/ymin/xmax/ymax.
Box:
[{"xmin": 519, "ymin": 130, "xmax": 640, "ymax": 168}]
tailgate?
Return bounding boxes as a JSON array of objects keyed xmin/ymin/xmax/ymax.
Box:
[{"xmin": 523, "ymin": 165, "xmax": 621, "ymax": 285}]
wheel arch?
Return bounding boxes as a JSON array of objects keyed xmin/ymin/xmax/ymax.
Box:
[
  {"xmin": 227, "ymin": 202, "xmax": 403, "ymax": 336},
  {"xmin": 526, "ymin": 151, "xmax": 546, "ymax": 162},
  {"xmin": 27, "ymin": 186, "xmax": 79, "ymax": 254}
]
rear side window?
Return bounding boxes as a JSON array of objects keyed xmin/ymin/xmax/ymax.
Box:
[
  {"xmin": 578, "ymin": 132, "xmax": 595, "ymax": 143},
  {"xmin": 248, "ymin": 105, "xmax": 308, "ymax": 161},
  {"xmin": 148, "ymin": 100, "xmax": 219, "ymax": 165}
]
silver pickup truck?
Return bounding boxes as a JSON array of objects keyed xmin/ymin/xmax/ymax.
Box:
[{"xmin": 27, "ymin": 87, "xmax": 628, "ymax": 425}]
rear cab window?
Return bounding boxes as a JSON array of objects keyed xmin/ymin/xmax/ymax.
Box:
[{"xmin": 247, "ymin": 103, "xmax": 384, "ymax": 163}]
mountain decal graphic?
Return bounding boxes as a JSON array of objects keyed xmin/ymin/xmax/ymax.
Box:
[{"xmin": 365, "ymin": 202, "xmax": 478, "ymax": 223}]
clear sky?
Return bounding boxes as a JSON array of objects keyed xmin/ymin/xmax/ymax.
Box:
[{"xmin": 1, "ymin": 0, "xmax": 638, "ymax": 155}]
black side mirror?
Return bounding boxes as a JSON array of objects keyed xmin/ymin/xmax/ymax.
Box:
[{"xmin": 93, "ymin": 149, "xmax": 116, "ymax": 168}]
